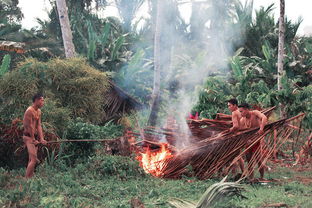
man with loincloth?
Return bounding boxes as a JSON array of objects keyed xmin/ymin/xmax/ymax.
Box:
[
  {"xmin": 227, "ymin": 98, "xmax": 244, "ymax": 175},
  {"xmin": 238, "ymin": 103, "xmax": 267, "ymax": 180},
  {"xmin": 23, "ymin": 93, "xmax": 47, "ymax": 178}
]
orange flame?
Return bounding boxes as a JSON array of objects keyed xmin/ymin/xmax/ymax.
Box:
[{"xmin": 137, "ymin": 143, "xmax": 173, "ymax": 177}]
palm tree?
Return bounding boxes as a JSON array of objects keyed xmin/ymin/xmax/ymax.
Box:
[
  {"xmin": 114, "ymin": 0, "xmax": 144, "ymax": 32},
  {"xmin": 148, "ymin": 0, "xmax": 163, "ymax": 126},
  {"xmin": 277, "ymin": 0, "xmax": 285, "ymax": 91},
  {"xmin": 277, "ymin": 0, "xmax": 285, "ymax": 117},
  {"xmin": 55, "ymin": 0, "xmax": 76, "ymax": 58}
]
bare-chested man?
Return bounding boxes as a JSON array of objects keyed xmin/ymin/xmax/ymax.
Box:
[
  {"xmin": 227, "ymin": 99, "xmax": 244, "ymax": 174},
  {"xmin": 23, "ymin": 93, "xmax": 47, "ymax": 178},
  {"xmin": 238, "ymin": 103, "xmax": 267, "ymax": 180}
]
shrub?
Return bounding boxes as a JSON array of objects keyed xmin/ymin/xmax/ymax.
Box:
[
  {"xmin": 66, "ymin": 119, "xmax": 124, "ymax": 140},
  {"xmin": 0, "ymin": 167, "xmax": 10, "ymax": 187},
  {"xmin": 61, "ymin": 119, "xmax": 124, "ymax": 165},
  {"xmin": 0, "ymin": 58, "xmax": 110, "ymax": 133},
  {"xmin": 41, "ymin": 97, "xmax": 71, "ymax": 136},
  {"xmin": 89, "ymin": 155, "xmax": 146, "ymax": 178},
  {"xmin": 192, "ymin": 76, "xmax": 233, "ymax": 119}
]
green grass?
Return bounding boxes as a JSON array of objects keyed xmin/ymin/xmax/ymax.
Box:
[{"xmin": 1, "ymin": 159, "xmax": 312, "ymax": 208}]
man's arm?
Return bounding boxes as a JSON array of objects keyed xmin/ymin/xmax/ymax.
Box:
[
  {"xmin": 215, "ymin": 113, "xmax": 231, "ymax": 120},
  {"xmin": 37, "ymin": 113, "xmax": 47, "ymax": 145},
  {"xmin": 230, "ymin": 111, "xmax": 240, "ymax": 132},
  {"xmin": 254, "ymin": 110, "xmax": 268, "ymax": 134},
  {"xmin": 23, "ymin": 110, "xmax": 34, "ymax": 138}
]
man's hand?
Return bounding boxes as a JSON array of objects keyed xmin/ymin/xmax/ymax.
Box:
[
  {"xmin": 40, "ymin": 139, "xmax": 47, "ymax": 145},
  {"xmin": 257, "ymin": 129, "xmax": 264, "ymax": 135},
  {"xmin": 246, "ymin": 139, "xmax": 252, "ymax": 145},
  {"xmin": 215, "ymin": 113, "xmax": 220, "ymax": 119},
  {"xmin": 33, "ymin": 139, "xmax": 40, "ymax": 145}
]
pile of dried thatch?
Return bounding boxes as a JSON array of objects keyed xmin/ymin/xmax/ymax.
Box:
[
  {"xmin": 132, "ymin": 109, "xmax": 304, "ymax": 179},
  {"xmin": 0, "ymin": 58, "xmax": 141, "ymax": 127},
  {"xmin": 0, "ymin": 119, "xmax": 60, "ymax": 168}
]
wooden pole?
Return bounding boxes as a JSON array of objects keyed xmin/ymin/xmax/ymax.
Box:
[{"xmin": 47, "ymin": 139, "xmax": 116, "ymax": 143}]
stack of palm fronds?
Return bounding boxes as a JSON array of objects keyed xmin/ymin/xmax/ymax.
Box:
[
  {"xmin": 0, "ymin": 119, "xmax": 60, "ymax": 168},
  {"xmin": 129, "ymin": 107, "xmax": 276, "ymax": 147},
  {"xmin": 161, "ymin": 113, "xmax": 304, "ymax": 179},
  {"xmin": 187, "ymin": 106, "xmax": 276, "ymax": 139},
  {"xmin": 133, "ymin": 112, "xmax": 304, "ymax": 179},
  {"xmin": 128, "ymin": 125, "xmax": 197, "ymax": 147}
]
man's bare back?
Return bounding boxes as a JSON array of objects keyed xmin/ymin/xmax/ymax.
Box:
[{"xmin": 23, "ymin": 107, "xmax": 41, "ymax": 139}]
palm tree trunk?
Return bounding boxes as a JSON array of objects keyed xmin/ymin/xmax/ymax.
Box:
[
  {"xmin": 56, "ymin": 0, "xmax": 76, "ymax": 58},
  {"xmin": 148, "ymin": 0, "xmax": 163, "ymax": 126},
  {"xmin": 277, "ymin": 0, "xmax": 285, "ymax": 117}
]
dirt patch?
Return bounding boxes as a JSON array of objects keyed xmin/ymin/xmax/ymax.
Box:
[{"xmin": 295, "ymin": 176, "xmax": 312, "ymax": 185}]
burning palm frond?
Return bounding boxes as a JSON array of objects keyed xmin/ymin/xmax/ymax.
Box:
[{"xmin": 133, "ymin": 113, "xmax": 304, "ymax": 179}]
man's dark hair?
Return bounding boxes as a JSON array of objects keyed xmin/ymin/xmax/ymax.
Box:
[
  {"xmin": 32, "ymin": 93, "xmax": 44, "ymax": 102},
  {"xmin": 238, "ymin": 103, "xmax": 250, "ymax": 109},
  {"xmin": 227, "ymin": 98, "xmax": 238, "ymax": 106}
]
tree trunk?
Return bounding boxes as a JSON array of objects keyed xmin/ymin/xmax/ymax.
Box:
[
  {"xmin": 56, "ymin": 0, "xmax": 76, "ymax": 58},
  {"xmin": 148, "ymin": 0, "xmax": 163, "ymax": 126},
  {"xmin": 277, "ymin": 0, "xmax": 285, "ymax": 117}
]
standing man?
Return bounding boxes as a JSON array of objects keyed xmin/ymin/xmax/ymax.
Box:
[
  {"xmin": 228, "ymin": 98, "xmax": 241, "ymax": 133},
  {"xmin": 23, "ymin": 93, "xmax": 47, "ymax": 178},
  {"xmin": 238, "ymin": 103, "xmax": 267, "ymax": 180},
  {"xmin": 227, "ymin": 98, "xmax": 244, "ymax": 174}
]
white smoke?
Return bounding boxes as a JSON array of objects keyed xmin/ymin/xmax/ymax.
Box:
[
  {"xmin": 157, "ymin": 0, "xmax": 245, "ymax": 148},
  {"xmin": 114, "ymin": 0, "xmax": 247, "ymax": 148}
]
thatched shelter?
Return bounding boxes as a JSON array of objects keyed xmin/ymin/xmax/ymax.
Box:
[
  {"xmin": 103, "ymin": 80, "xmax": 142, "ymax": 122},
  {"xmin": 0, "ymin": 41, "xmax": 25, "ymax": 54}
]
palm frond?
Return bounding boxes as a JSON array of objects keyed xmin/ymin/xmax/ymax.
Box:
[{"xmin": 168, "ymin": 177, "xmax": 245, "ymax": 208}]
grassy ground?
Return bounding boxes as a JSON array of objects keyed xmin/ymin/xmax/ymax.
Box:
[{"xmin": 1, "ymin": 156, "xmax": 312, "ymax": 208}]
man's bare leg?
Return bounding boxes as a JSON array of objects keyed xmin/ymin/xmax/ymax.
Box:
[
  {"xmin": 24, "ymin": 136, "xmax": 38, "ymax": 179},
  {"xmin": 245, "ymin": 151, "xmax": 255, "ymax": 180},
  {"xmin": 238, "ymin": 157, "xmax": 244, "ymax": 173},
  {"xmin": 258, "ymin": 160, "xmax": 265, "ymax": 179},
  {"xmin": 230, "ymin": 162, "xmax": 238, "ymax": 175}
]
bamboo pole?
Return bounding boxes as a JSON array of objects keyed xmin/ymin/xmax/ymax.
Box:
[{"xmin": 47, "ymin": 139, "xmax": 116, "ymax": 143}]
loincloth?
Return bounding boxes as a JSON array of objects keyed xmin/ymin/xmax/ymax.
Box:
[
  {"xmin": 246, "ymin": 141, "xmax": 261, "ymax": 154},
  {"xmin": 23, "ymin": 133, "xmax": 39, "ymax": 143}
]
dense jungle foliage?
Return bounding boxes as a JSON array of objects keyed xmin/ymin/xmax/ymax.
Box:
[{"xmin": 0, "ymin": 0, "xmax": 311, "ymax": 207}]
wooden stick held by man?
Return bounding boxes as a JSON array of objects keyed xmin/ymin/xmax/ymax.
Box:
[{"xmin": 23, "ymin": 93, "xmax": 47, "ymax": 179}]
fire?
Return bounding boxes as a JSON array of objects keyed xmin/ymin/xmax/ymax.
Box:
[{"xmin": 137, "ymin": 143, "xmax": 174, "ymax": 177}]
